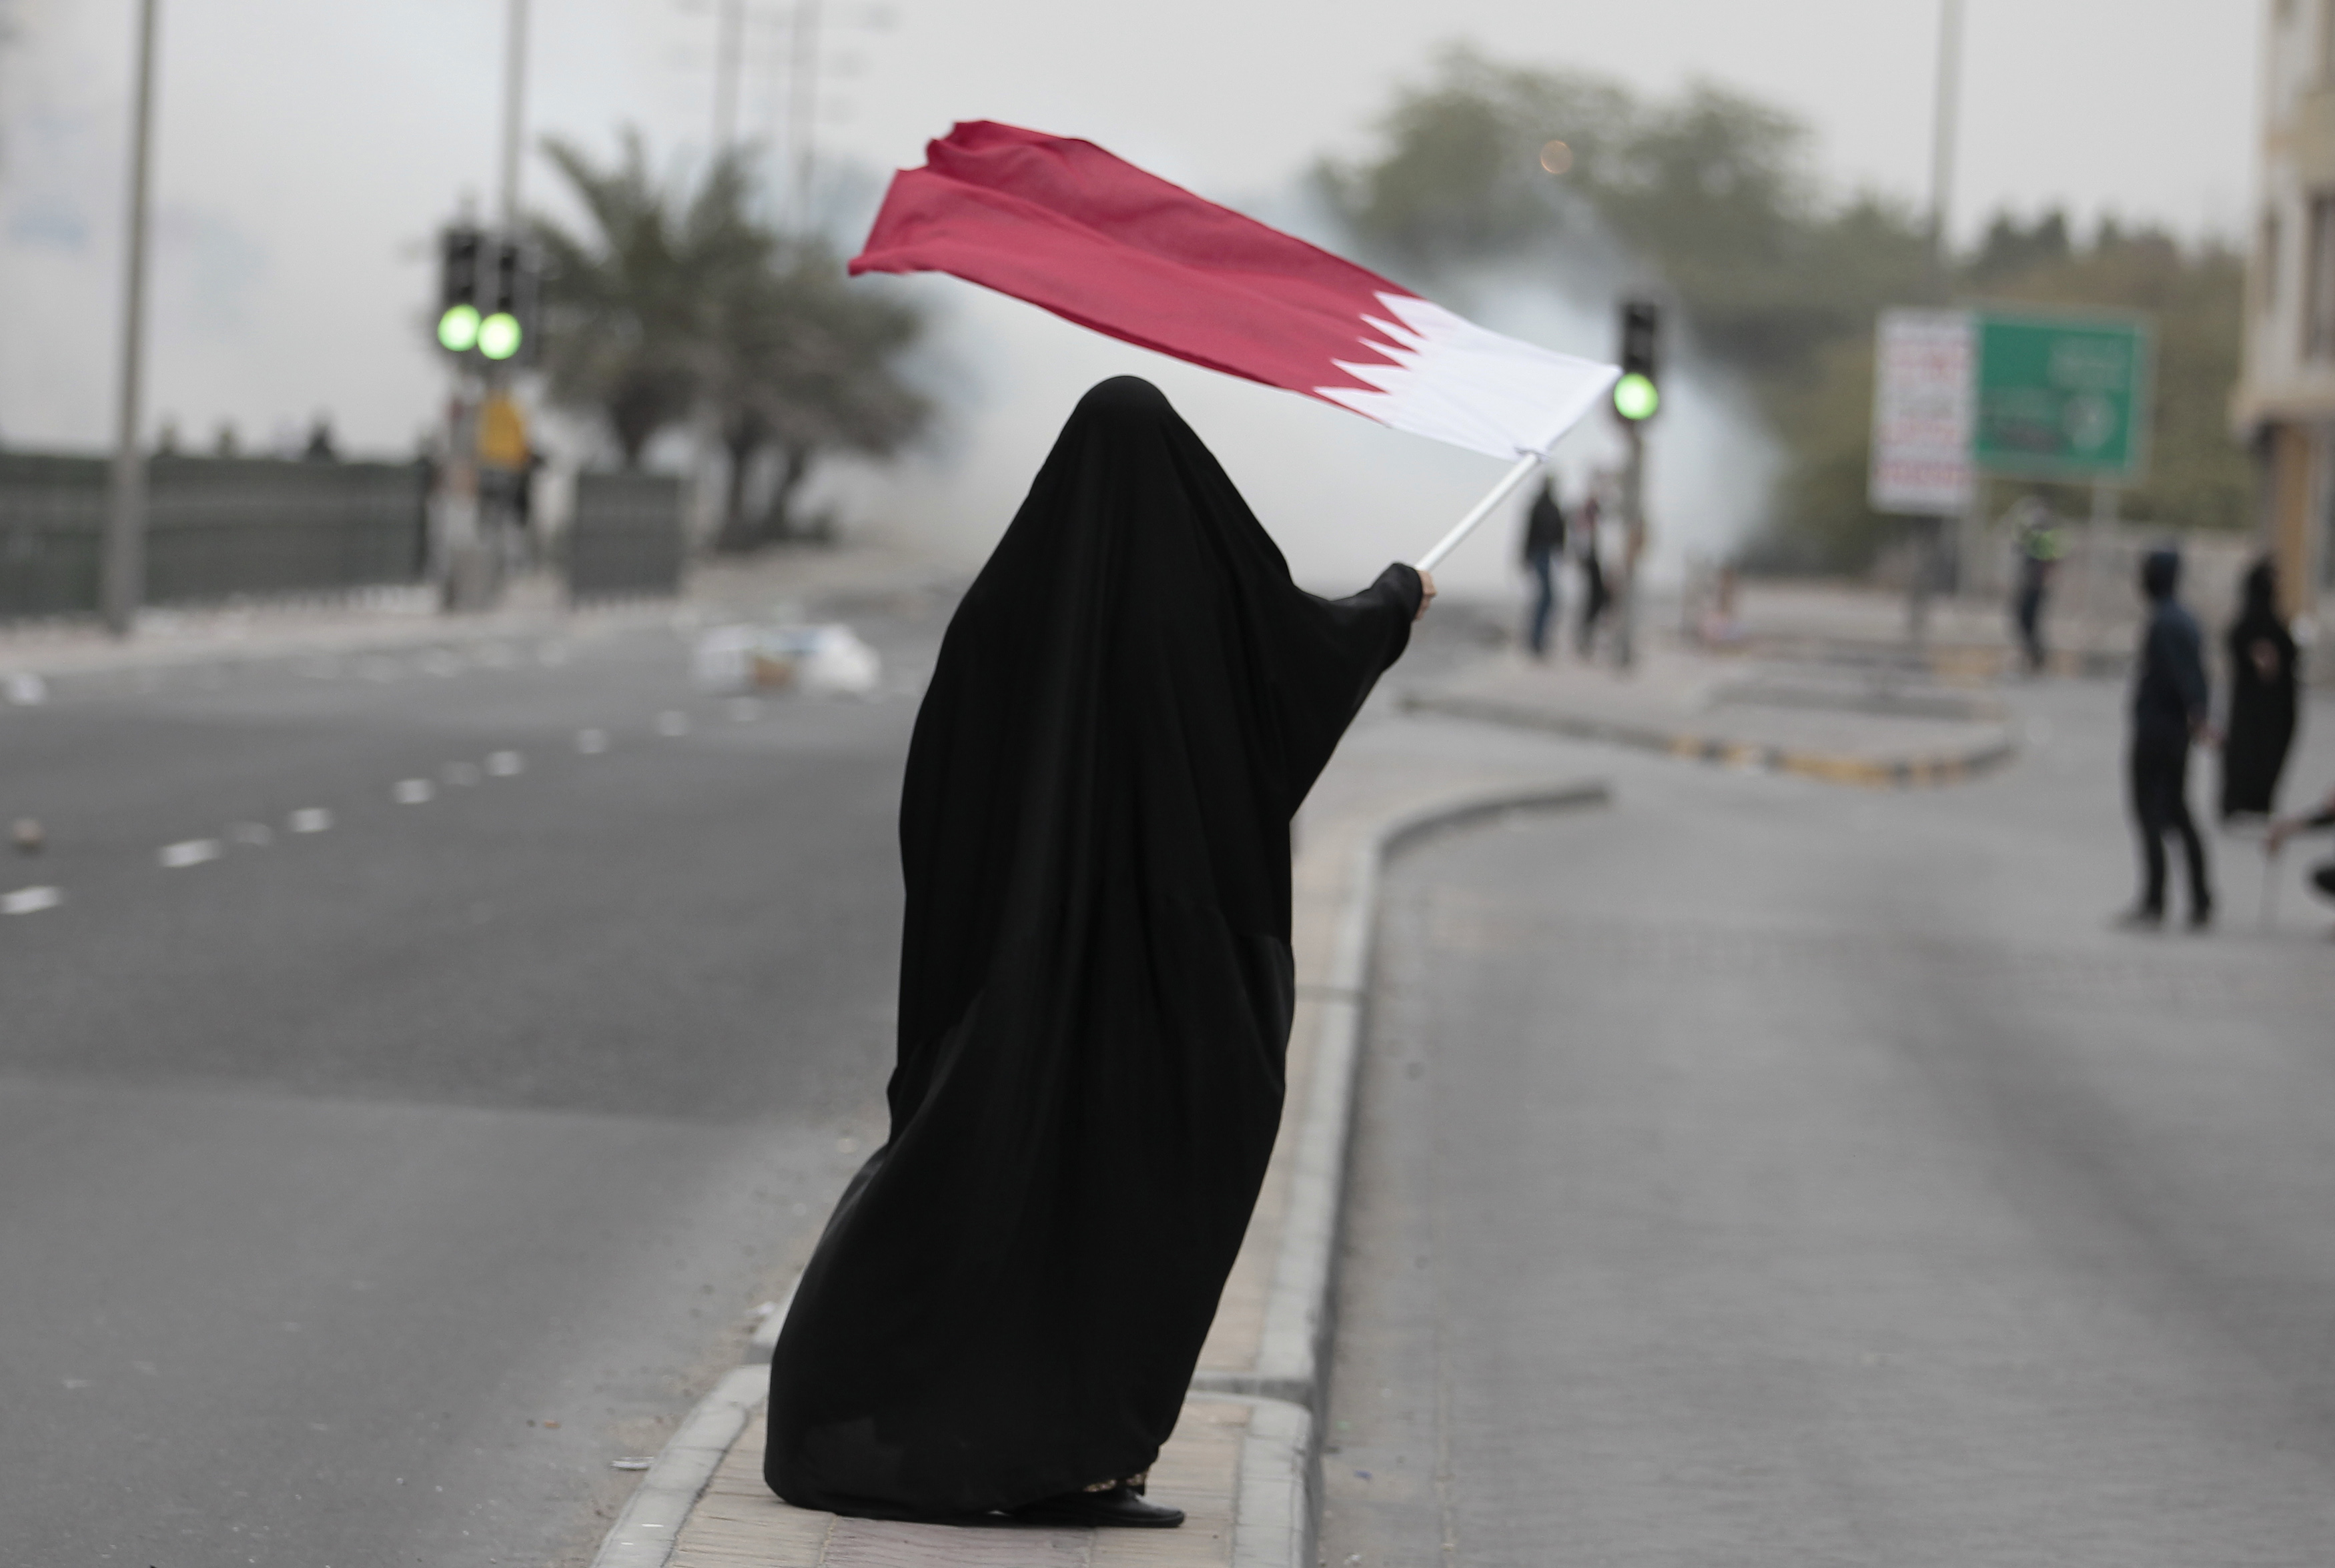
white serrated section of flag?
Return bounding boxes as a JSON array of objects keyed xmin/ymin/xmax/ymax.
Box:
[{"xmin": 1314, "ymin": 294, "xmax": 1620, "ymax": 462}]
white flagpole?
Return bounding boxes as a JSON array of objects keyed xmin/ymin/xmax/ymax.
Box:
[{"xmin": 1413, "ymin": 452, "xmax": 1544, "ymax": 574}]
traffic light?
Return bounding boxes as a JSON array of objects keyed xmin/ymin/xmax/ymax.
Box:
[
  {"xmin": 434, "ymin": 227, "xmax": 535, "ymax": 363},
  {"xmin": 1612, "ymin": 299, "xmax": 1660, "ymax": 422},
  {"xmin": 436, "ymin": 225, "xmax": 484, "ymax": 353},
  {"xmin": 478, "ymin": 237, "xmax": 535, "ymax": 363}
]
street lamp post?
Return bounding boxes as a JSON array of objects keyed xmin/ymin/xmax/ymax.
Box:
[
  {"xmin": 1912, "ymin": 0, "xmax": 1967, "ymax": 633},
  {"xmin": 102, "ymin": 0, "xmax": 161, "ymax": 638},
  {"xmin": 713, "ymin": 0, "xmax": 744, "ymax": 151},
  {"xmin": 498, "ymin": 0, "xmax": 530, "ymax": 229}
]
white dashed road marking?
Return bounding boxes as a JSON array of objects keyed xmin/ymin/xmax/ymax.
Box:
[
  {"xmin": 288, "ymin": 808, "xmax": 333, "ymax": 834},
  {"xmin": 575, "ymin": 728, "xmax": 608, "ymax": 754},
  {"xmin": 3, "ymin": 886, "xmax": 61, "ymax": 915},
  {"xmin": 486, "ymin": 750, "xmax": 524, "ymax": 776},
  {"xmin": 394, "ymin": 779, "xmax": 435, "ymax": 804},
  {"xmin": 654, "ymin": 710, "xmax": 690, "ymax": 736},
  {"xmin": 159, "ymin": 839, "xmax": 223, "ymax": 868}
]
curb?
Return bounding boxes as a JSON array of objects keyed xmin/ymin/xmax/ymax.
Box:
[
  {"xmin": 1404, "ymin": 690, "xmax": 2016, "ymax": 789},
  {"xmin": 587, "ymin": 776, "xmax": 1611, "ymax": 1568}
]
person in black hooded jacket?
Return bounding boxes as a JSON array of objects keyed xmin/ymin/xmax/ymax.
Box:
[
  {"xmin": 2122, "ymin": 548, "xmax": 2214, "ymax": 928},
  {"xmin": 763, "ymin": 377, "xmax": 1430, "ymax": 1528}
]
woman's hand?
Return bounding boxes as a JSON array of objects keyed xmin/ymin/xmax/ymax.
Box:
[{"xmin": 1414, "ymin": 569, "xmax": 1437, "ymax": 621}]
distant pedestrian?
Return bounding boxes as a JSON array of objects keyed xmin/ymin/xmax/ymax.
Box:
[
  {"xmin": 302, "ymin": 415, "xmax": 338, "ymax": 463},
  {"xmin": 762, "ymin": 377, "xmax": 1431, "ymax": 1528},
  {"xmin": 2120, "ymin": 548, "xmax": 2214, "ymax": 929},
  {"xmin": 2009, "ymin": 507, "xmax": 2063, "ymax": 673},
  {"xmin": 1575, "ymin": 492, "xmax": 1608, "ymax": 658},
  {"xmin": 1520, "ymin": 478, "xmax": 1566, "ymax": 658},
  {"xmin": 2219, "ymin": 556, "xmax": 2298, "ymax": 821}
]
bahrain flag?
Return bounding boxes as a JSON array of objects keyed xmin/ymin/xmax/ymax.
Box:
[{"xmin": 849, "ymin": 121, "xmax": 1618, "ymax": 462}]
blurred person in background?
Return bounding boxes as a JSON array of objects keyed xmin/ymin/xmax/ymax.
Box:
[
  {"xmin": 1574, "ymin": 485, "xmax": 1608, "ymax": 658},
  {"xmin": 2121, "ymin": 548, "xmax": 2214, "ymax": 930},
  {"xmin": 2218, "ymin": 557, "xmax": 2298, "ymax": 822},
  {"xmin": 761, "ymin": 377, "xmax": 1432, "ymax": 1529},
  {"xmin": 1520, "ymin": 476, "xmax": 1566, "ymax": 660},
  {"xmin": 2010, "ymin": 504, "xmax": 2063, "ymax": 674}
]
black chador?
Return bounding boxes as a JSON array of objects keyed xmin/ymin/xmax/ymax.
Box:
[
  {"xmin": 2220, "ymin": 557, "xmax": 2298, "ymax": 820},
  {"xmin": 764, "ymin": 377, "xmax": 1422, "ymax": 1523}
]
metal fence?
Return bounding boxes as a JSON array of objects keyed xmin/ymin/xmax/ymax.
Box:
[
  {"xmin": 566, "ymin": 471, "xmax": 685, "ymax": 602},
  {"xmin": 0, "ymin": 453, "xmax": 428, "ymax": 620}
]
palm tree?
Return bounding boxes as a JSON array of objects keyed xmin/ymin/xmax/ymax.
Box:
[
  {"xmin": 709, "ymin": 237, "xmax": 929, "ymax": 550},
  {"xmin": 534, "ymin": 132, "xmax": 929, "ymax": 548},
  {"xmin": 532, "ymin": 133, "xmax": 765, "ymax": 468}
]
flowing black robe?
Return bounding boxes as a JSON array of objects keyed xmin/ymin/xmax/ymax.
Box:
[
  {"xmin": 763, "ymin": 376, "xmax": 1422, "ymax": 1519},
  {"xmin": 2220, "ymin": 561, "xmax": 2298, "ymax": 819}
]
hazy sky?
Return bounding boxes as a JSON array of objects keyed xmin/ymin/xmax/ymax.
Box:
[{"xmin": 0, "ymin": 0, "xmax": 2262, "ymax": 584}]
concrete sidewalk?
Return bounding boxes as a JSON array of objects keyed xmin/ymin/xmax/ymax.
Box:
[
  {"xmin": 0, "ymin": 540, "xmax": 961, "ymax": 690},
  {"xmin": 1406, "ymin": 643, "xmax": 2019, "ymax": 788},
  {"xmin": 588, "ymin": 718, "xmax": 1610, "ymax": 1568}
]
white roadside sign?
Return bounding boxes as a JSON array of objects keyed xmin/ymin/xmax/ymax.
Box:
[{"xmin": 1869, "ymin": 308, "xmax": 1975, "ymax": 516}]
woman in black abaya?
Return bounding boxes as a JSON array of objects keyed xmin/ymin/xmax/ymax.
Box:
[
  {"xmin": 764, "ymin": 376, "xmax": 1429, "ymax": 1527},
  {"xmin": 2220, "ymin": 556, "xmax": 2298, "ymax": 820}
]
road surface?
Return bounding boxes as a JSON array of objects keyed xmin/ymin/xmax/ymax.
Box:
[
  {"xmin": 1327, "ymin": 676, "xmax": 2335, "ymax": 1567},
  {"xmin": 0, "ymin": 604, "xmax": 943, "ymax": 1568}
]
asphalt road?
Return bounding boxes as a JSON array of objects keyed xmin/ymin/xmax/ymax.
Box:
[
  {"xmin": 0, "ymin": 604, "xmax": 946, "ymax": 1568},
  {"xmin": 1326, "ymin": 676, "xmax": 2335, "ymax": 1567}
]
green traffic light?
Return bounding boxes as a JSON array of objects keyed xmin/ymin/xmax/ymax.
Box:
[
  {"xmin": 437, "ymin": 303, "xmax": 481, "ymax": 352},
  {"xmin": 1612, "ymin": 371, "xmax": 1659, "ymax": 422},
  {"xmin": 477, "ymin": 311, "xmax": 522, "ymax": 361}
]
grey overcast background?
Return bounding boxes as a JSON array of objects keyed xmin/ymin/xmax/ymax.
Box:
[{"xmin": 0, "ymin": 0, "xmax": 2260, "ymax": 586}]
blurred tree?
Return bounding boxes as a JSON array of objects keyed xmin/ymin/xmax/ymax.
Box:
[
  {"xmin": 533, "ymin": 132, "xmax": 711, "ymax": 468},
  {"xmin": 534, "ymin": 132, "xmax": 928, "ymax": 547},
  {"xmin": 1318, "ymin": 48, "xmax": 2243, "ymax": 575},
  {"xmin": 707, "ymin": 238, "xmax": 929, "ymax": 550},
  {"xmin": 1965, "ymin": 219, "xmax": 2248, "ymax": 538},
  {"xmin": 1317, "ymin": 47, "xmax": 1931, "ymax": 394}
]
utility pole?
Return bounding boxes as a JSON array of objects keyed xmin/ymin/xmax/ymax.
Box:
[
  {"xmin": 1912, "ymin": 0, "xmax": 1966, "ymax": 636},
  {"xmin": 790, "ymin": 0, "xmax": 821, "ymax": 228},
  {"xmin": 498, "ymin": 0, "xmax": 530, "ymax": 229},
  {"xmin": 712, "ymin": 0, "xmax": 744, "ymax": 152},
  {"xmin": 1615, "ymin": 422, "xmax": 1647, "ymax": 670},
  {"xmin": 1928, "ymin": 0, "xmax": 1963, "ymax": 288},
  {"xmin": 102, "ymin": 0, "xmax": 160, "ymax": 638}
]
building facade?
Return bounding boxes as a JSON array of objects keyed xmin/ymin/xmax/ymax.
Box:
[{"xmin": 2238, "ymin": 0, "xmax": 2335, "ymax": 624}]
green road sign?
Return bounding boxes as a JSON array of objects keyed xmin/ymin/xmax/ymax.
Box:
[{"xmin": 1972, "ymin": 308, "xmax": 2152, "ymax": 484}]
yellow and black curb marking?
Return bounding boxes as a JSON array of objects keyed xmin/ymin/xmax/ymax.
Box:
[{"xmin": 1404, "ymin": 693, "xmax": 2016, "ymax": 791}]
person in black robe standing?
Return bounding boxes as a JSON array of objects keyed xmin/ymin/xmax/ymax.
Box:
[
  {"xmin": 763, "ymin": 377, "xmax": 1429, "ymax": 1527},
  {"xmin": 2219, "ymin": 556, "xmax": 2298, "ymax": 820},
  {"xmin": 1520, "ymin": 477, "xmax": 1566, "ymax": 658},
  {"xmin": 1574, "ymin": 490, "xmax": 1608, "ymax": 658}
]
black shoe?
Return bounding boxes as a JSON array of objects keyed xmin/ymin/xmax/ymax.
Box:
[
  {"xmin": 2188, "ymin": 903, "xmax": 2214, "ymax": 931},
  {"xmin": 2114, "ymin": 904, "xmax": 2164, "ymax": 931},
  {"xmin": 1012, "ymin": 1484, "xmax": 1184, "ymax": 1529}
]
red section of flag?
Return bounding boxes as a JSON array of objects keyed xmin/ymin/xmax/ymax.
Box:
[{"xmin": 847, "ymin": 121, "xmax": 1415, "ymax": 405}]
